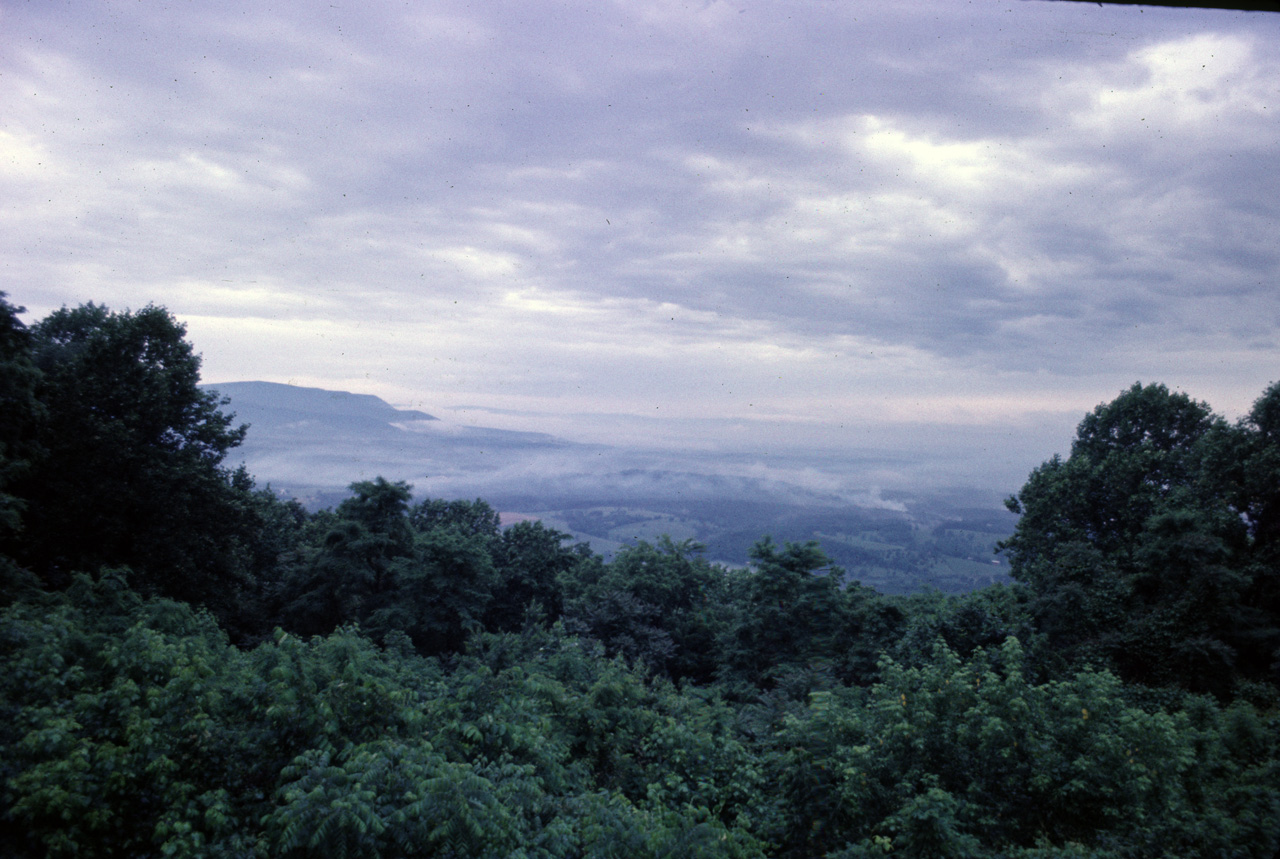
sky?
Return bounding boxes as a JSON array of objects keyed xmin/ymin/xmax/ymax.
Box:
[{"xmin": 3, "ymin": 0, "xmax": 1279, "ymax": 495}]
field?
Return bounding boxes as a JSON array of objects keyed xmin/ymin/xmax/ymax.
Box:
[{"xmin": 501, "ymin": 494, "xmax": 1015, "ymax": 595}]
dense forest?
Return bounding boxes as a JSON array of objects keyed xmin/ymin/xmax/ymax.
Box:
[{"xmin": 1, "ymin": 295, "xmax": 1278, "ymax": 858}]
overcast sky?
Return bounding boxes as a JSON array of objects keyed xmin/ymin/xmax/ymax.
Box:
[{"xmin": 4, "ymin": 1, "xmax": 1279, "ymax": 492}]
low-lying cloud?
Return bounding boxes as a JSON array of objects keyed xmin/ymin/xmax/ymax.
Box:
[{"xmin": 5, "ymin": 1, "xmax": 1277, "ymax": 477}]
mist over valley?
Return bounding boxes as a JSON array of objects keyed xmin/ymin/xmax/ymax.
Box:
[{"xmin": 210, "ymin": 380, "xmax": 1016, "ymax": 593}]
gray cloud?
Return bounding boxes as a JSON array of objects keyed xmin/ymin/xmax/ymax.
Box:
[{"xmin": 3, "ymin": 0, "xmax": 1278, "ymax": 493}]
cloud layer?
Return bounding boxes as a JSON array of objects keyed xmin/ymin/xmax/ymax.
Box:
[{"xmin": 3, "ymin": 1, "xmax": 1278, "ymax": 493}]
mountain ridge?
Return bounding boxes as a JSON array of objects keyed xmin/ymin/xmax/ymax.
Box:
[
  {"xmin": 207, "ymin": 380, "xmax": 438, "ymax": 425},
  {"xmin": 201, "ymin": 380, "xmax": 1015, "ymax": 591}
]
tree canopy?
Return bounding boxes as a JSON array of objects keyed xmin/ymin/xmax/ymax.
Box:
[
  {"xmin": 1, "ymin": 298, "xmax": 1278, "ymax": 857},
  {"xmin": 1002, "ymin": 382, "xmax": 1280, "ymax": 693}
]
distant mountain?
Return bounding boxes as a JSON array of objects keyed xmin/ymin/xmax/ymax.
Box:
[
  {"xmin": 204, "ymin": 381, "xmax": 862, "ymax": 510},
  {"xmin": 203, "ymin": 381, "xmax": 1015, "ymax": 591},
  {"xmin": 203, "ymin": 381, "xmax": 578, "ymax": 507},
  {"xmin": 207, "ymin": 381, "xmax": 569, "ymax": 449},
  {"xmin": 211, "ymin": 381, "xmax": 439, "ymax": 427}
]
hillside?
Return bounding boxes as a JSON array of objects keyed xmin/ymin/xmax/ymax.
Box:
[
  {"xmin": 6, "ymin": 301, "xmax": 1279, "ymax": 859},
  {"xmin": 207, "ymin": 380, "xmax": 1014, "ymax": 592}
]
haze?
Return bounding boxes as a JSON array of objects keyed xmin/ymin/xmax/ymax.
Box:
[{"xmin": 4, "ymin": 1, "xmax": 1278, "ymax": 497}]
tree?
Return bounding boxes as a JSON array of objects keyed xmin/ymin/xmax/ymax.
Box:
[
  {"xmin": 0, "ymin": 294, "xmax": 42, "ymax": 601},
  {"xmin": 280, "ymin": 479, "xmax": 415, "ymax": 638},
  {"xmin": 1005, "ymin": 383, "xmax": 1221, "ymax": 565},
  {"xmin": 388, "ymin": 521, "xmax": 498, "ymax": 654},
  {"xmin": 223, "ymin": 484, "xmax": 312, "ymax": 644},
  {"xmin": 770, "ymin": 638, "xmax": 1280, "ymax": 858},
  {"xmin": 408, "ymin": 497, "xmax": 577, "ymax": 634},
  {"xmin": 281, "ymin": 481, "xmax": 509, "ymax": 655},
  {"xmin": 722, "ymin": 538, "xmax": 847, "ymax": 689},
  {"xmin": 1000, "ymin": 382, "xmax": 1256, "ymax": 692},
  {"xmin": 8, "ymin": 303, "xmax": 253, "ymax": 610},
  {"xmin": 486, "ymin": 519, "xmax": 575, "ymax": 633},
  {"xmin": 0, "ymin": 295, "xmax": 39, "ymax": 520},
  {"xmin": 1215, "ymin": 381, "xmax": 1280, "ymax": 684},
  {"xmin": 409, "ymin": 496, "xmax": 501, "ymax": 540},
  {"xmin": 562, "ymin": 537, "xmax": 734, "ymax": 681},
  {"xmin": 887, "ymin": 584, "xmax": 1036, "ymax": 678}
]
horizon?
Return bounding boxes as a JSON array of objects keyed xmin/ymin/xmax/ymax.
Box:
[
  {"xmin": 198, "ymin": 377, "xmax": 1191, "ymax": 510},
  {"xmin": 5, "ymin": 1, "xmax": 1278, "ymax": 493}
]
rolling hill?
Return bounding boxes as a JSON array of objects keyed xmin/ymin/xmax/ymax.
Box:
[{"xmin": 207, "ymin": 381, "xmax": 1015, "ymax": 592}]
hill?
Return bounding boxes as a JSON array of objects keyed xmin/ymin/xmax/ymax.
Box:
[{"xmin": 206, "ymin": 381, "xmax": 1015, "ymax": 592}]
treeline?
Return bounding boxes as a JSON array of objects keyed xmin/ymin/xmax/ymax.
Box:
[{"xmin": 1, "ymin": 296, "xmax": 1278, "ymax": 857}]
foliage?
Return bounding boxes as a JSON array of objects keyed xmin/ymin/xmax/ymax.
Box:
[
  {"xmin": 1001, "ymin": 382, "xmax": 1278, "ymax": 693},
  {"xmin": 0, "ymin": 584, "xmax": 775, "ymax": 857},
  {"xmin": 5, "ymin": 303, "xmax": 257, "ymax": 615},
  {"xmin": 565, "ymin": 536, "xmax": 733, "ymax": 682},
  {"xmin": 486, "ymin": 518, "xmax": 576, "ymax": 633},
  {"xmin": 2, "ymin": 295, "xmax": 1279, "ymax": 857},
  {"xmin": 721, "ymin": 538, "xmax": 848, "ymax": 689},
  {"xmin": 0, "ymin": 293, "xmax": 42, "ymax": 603},
  {"xmin": 767, "ymin": 638, "xmax": 1278, "ymax": 858}
]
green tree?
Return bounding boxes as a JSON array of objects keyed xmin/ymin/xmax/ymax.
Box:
[
  {"xmin": 9, "ymin": 303, "xmax": 253, "ymax": 612},
  {"xmin": 486, "ymin": 519, "xmax": 576, "ymax": 633},
  {"xmin": 0, "ymin": 294, "xmax": 42, "ymax": 601},
  {"xmin": 1003, "ymin": 383, "xmax": 1222, "ymax": 567},
  {"xmin": 722, "ymin": 538, "xmax": 847, "ymax": 689},
  {"xmin": 1000, "ymin": 383, "xmax": 1252, "ymax": 691},
  {"xmin": 1219, "ymin": 381, "xmax": 1280, "ymax": 683},
  {"xmin": 770, "ymin": 638, "xmax": 1278, "ymax": 858},
  {"xmin": 566, "ymin": 537, "xmax": 730, "ymax": 681},
  {"xmin": 409, "ymin": 496, "xmax": 501, "ymax": 539},
  {"xmin": 835, "ymin": 581, "xmax": 910, "ymax": 687},
  {"xmin": 888, "ymin": 585, "xmax": 1038, "ymax": 678},
  {"xmin": 225, "ymin": 484, "xmax": 312, "ymax": 644},
  {"xmin": 283, "ymin": 481, "xmax": 505, "ymax": 655},
  {"xmin": 281, "ymin": 478, "xmax": 416, "ymax": 637},
  {"xmin": 387, "ymin": 521, "xmax": 498, "ymax": 654}
]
